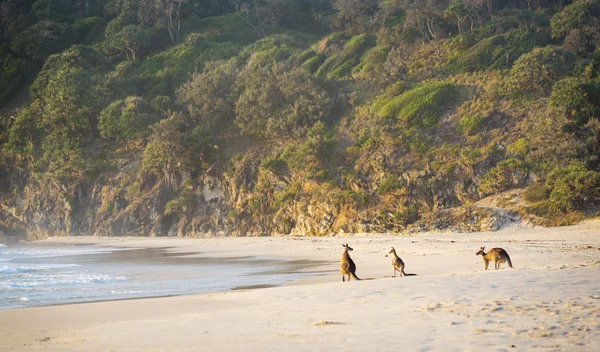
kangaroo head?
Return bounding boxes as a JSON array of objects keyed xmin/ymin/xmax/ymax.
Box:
[
  {"xmin": 388, "ymin": 247, "xmax": 396, "ymax": 254},
  {"xmin": 343, "ymin": 244, "xmax": 353, "ymax": 252},
  {"xmin": 475, "ymin": 247, "xmax": 485, "ymax": 256}
]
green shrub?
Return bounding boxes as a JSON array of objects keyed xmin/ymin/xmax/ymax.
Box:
[
  {"xmin": 142, "ymin": 112, "xmax": 214, "ymax": 175},
  {"xmin": 103, "ymin": 25, "xmax": 151, "ymax": 60},
  {"xmin": 150, "ymin": 96, "xmax": 173, "ymax": 117},
  {"xmin": 281, "ymin": 121, "xmax": 336, "ymax": 178},
  {"xmin": 260, "ymin": 157, "xmax": 288, "ymax": 175},
  {"xmin": 551, "ymin": 0, "xmax": 600, "ymax": 54},
  {"xmin": 10, "ymin": 21, "xmax": 75, "ymax": 62},
  {"xmin": 507, "ymin": 138, "xmax": 529, "ymax": 158},
  {"xmin": 295, "ymin": 49, "xmax": 318, "ymax": 63},
  {"xmin": 376, "ymin": 82, "xmax": 460, "ymax": 128},
  {"xmin": 301, "ymin": 53, "xmax": 326, "ymax": 73},
  {"xmin": 246, "ymin": 42, "xmax": 297, "ymax": 69},
  {"xmin": 32, "ymin": 0, "xmax": 74, "ymax": 21},
  {"xmin": 164, "ymin": 186, "xmax": 196, "ymax": 216},
  {"xmin": 274, "ymin": 182, "xmax": 302, "ymax": 206},
  {"xmin": 457, "ymin": 114, "xmax": 485, "ymax": 135},
  {"xmin": 99, "ymin": 96, "xmax": 159, "ymax": 142},
  {"xmin": 478, "ymin": 159, "xmax": 529, "ymax": 195},
  {"xmin": 524, "ymin": 182, "xmax": 550, "ymax": 203},
  {"xmin": 177, "ymin": 60, "xmax": 239, "ymax": 129},
  {"xmin": 315, "ymin": 33, "xmax": 376, "ymax": 78},
  {"xmin": 398, "ymin": 203, "xmax": 420, "ymax": 226},
  {"xmin": 117, "ymin": 38, "xmax": 241, "ymax": 99},
  {"xmin": 328, "ymin": 59, "xmax": 356, "ymax": 79},
  {"xmin": 30, "ymin": 46, "xmax": 110, "ymax": 134},
  {"xmin": 6, "ymin": 101, "xmax": 44, "ymax": 153},
  {"xmin": 376, "ymin": 176, "xmax": 405, "ymax": 196},
  {"xmin": 372, "ymin": 82, "xmax": 410, "ymax": 111},
  {"xmin": 181, "ymin": 13, "xmax": 259, "ymax": 45},
  {"xmin": 0, "ymin": 47, "xmax": 34, "ymax": 103},
  {"xmin": 544, "ymin": 162, "xmax": 600, "ymax": 214},
  {"xmin": 549, "ymin": 77, "xmax": 600, "ymax": 126},
  {"xmin": 35, "ymin": 125, "xmax": 86, "ymax": 185},
  {"xmin": 71, "ymin": 17, "xmax": 105, "ymax": 44},
  {"xmin": 352, "ymin": 45, "xmax": 389, "ymax": 79},
  {"xmin": 510, "ymin": 46, "xmax": 575, "ymax": 94},
  {"xmin": 235, "ymin": 66, "xmax": 332, "ymax": 136}
]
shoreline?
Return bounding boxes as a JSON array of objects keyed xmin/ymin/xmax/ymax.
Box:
[
  {"xmin": 2, "ymin": 222, "xmax": 600, "ymax": 351},
  {"xmin": 1, "ymin": 243, "xmax": 329, "ymax": 309}
]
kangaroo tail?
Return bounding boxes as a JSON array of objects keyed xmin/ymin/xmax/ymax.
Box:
[
  {"xmin": 506, "ymin": 254, "xmax": 513, "ymax": 268},
  {"xmin": 404, "ymin": 273, "xmax": 417, "ymax": 276},
  {"xmin": 351, "ymin": 272, "xmax": 361, "ymax": 281}
]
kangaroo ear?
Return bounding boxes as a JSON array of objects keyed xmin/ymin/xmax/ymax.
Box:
[{"xmin": 481, "ymin": 247, "xmax": 485, "ymax": 250}]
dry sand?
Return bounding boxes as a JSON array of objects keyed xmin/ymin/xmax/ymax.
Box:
[{"xmin": 2, "ymin": 221, "xmax": 600, "ymax": 351}]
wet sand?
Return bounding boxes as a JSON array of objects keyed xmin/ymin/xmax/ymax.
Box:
[{"xmin": 1, "ymin": 221, "xmax": 600, "ymax": 351}]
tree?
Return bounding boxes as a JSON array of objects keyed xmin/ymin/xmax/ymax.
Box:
[
  {"xmin": 230, "ymin": 0, "xmax": 273, "ymax": 38},
  {"xmin": 0, "ymin": 0, "xmax": 21, "ymax": 41},
  {"xmin": 146, "ymin": 0, "xmax": 186, "ymax": 44},
  {"xmin": 104, "ymin": 7, "xmax": 138, "ymax": 38},
  {"xmin": 0, "ymin": 46, "xmax": 32, "ymax": 103},
  {"xmin": 10, "ymin": 21, "xmax": 75, "ymax": 62},
  {"xmin": 187, "ymin": 0, "xmax": 234, "ymax": 18},
  {"xmin": 177, "ymin": 60, "xmax": 239, "ymax": 130},
  {"xmin": 31, "ymin": 0, "xmax": 74, "ymax": 21},
  {"xmin": 404, "ymin": 0, "xmax": 447, "ymax": 56},
  {"xmin": 30, "ymin": 45, "xmax": 110, "ymax": 134},
  {"xmin": 331, "ymin": 0, "xmax": 381, "ymax": 34},
  {"xmin": 308, "ymin": 0, "xmax": 334, "ymax": 22},
  {"xmin": 445, "ymin": 0, "xmax": 472, "ymax": 44},
  {"xmin": 235, "ymin": 65, "xmax": 332, "ymax": 136},
  {"xmin": 104, "ymin": 25, "xmax": 150, "ymax": 60},
  {"xmin": 463, "ymin": 0, "xmax": 496, "ymax": 27},
  {"xmin": 142, "ymin": 112, "xmax": 214, "ymax": 177},
  {"xmin": 551, "ymin": 0, "xmax": 600, "ymax": 54},
  {"xmin": 72, "ymin": 0, "xmax": 105, "ymax": 17}
]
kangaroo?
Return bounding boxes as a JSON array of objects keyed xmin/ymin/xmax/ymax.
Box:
[
  {"xmin": 340, "ymin": 244, "xmax": 361, "ymax": 281},
  {"xmin": 476, "ymin": 247, "xmax": 513, "ymax": 270},
  {"xmin": 388, "ymin": 247, "xmax": 407, "ymax": 277}
]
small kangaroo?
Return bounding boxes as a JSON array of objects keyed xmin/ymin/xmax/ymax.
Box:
[
  {"xmin": 340, "ymin": 244, "xmax": 361, "ymax": 281},
  {"xmin": 476, "ymin": 247, "xmax": 513, "ymax": 270},
  {"xmin": 388, "ymin": 247, "xmax": 407, "ymax": 277}
]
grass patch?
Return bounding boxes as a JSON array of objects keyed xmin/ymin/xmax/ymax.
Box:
[
  {"xmin": 375, "ymin": 82, "xmax": 460, "ymax": 128},
  {"xmin": 447, "ymin": 28, "xmax": 550, "ymax": 73},
  {"xmin": 457, "ymin": 114, "xmax": 485, "ymax": 135},
  {"xmin": 315, "ymin": 33, "xmax": 376, "ymax": 79}
]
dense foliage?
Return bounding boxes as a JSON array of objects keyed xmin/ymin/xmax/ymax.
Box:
[{"xmin": 2, "ymin": 0, "xmax": 600, "ymax": 238}]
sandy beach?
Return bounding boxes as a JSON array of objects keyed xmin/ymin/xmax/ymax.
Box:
[{"xmin": 2, "ymin": 221, "xmax": 600, "ymax": 351}]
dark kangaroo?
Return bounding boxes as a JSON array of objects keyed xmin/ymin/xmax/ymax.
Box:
[{"xmin": 340, "ymin": 244, "xmax": 361, "ymax": 281}]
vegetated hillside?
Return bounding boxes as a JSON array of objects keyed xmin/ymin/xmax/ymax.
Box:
[{"xmin": 1, "ymin": 0, "xmax": 600, "ymax": 241}]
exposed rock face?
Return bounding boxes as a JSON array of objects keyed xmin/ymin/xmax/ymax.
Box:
[
  {"xmin": 406, "ymin": 205, "xmax": 524, "ymax": 233},
  {"xmin": 0, "ymin": 153, "xmax": 530, "ymax": 240}
]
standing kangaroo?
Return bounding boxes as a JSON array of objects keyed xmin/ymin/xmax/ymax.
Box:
[
  {"xmin": 476, "ymin": 247, "xmax": 513, "ymax": 270},
  {"xmin": 388, "ymin": 247, "xmax": 407, "ymax": 277},
  {"xmin": 340, "ymin": 244, "xmax": 361, "ymax": 281}
]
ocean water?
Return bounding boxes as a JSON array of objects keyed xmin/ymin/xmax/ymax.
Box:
[{"xmin": 0, "ymin": 243, "xmax": 324, "ymax": 310}]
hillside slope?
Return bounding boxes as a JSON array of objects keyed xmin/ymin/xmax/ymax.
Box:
[{"xmin": 1, "ymin": 0, "xmax": 599, "ymax": 241}]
